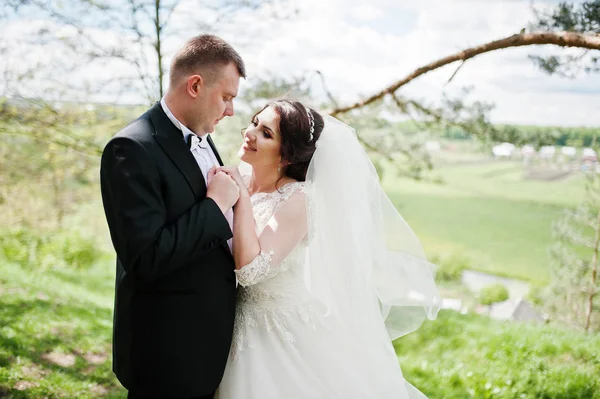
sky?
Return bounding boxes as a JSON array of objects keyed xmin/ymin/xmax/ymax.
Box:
[
  {"xmin": 1, "ymin": 0, "xmax": 599, "ymax": 127},
  {"xmin": 229, "ymin": 0, "xmax": 599, "ymax": 127}
]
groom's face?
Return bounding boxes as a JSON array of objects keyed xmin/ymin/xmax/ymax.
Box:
[{"xmin": 196, "ymin": 62, "xmax": 240, "ymax": 134}]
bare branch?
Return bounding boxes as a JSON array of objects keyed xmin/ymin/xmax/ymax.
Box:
[
  {"xmin": 358, "ymin": 136, "xmax": 395, "ymax": 164},
  {"xmin": 160, "ymin": 0, "xmax": 181, "ymax": 29},
  {"xmin": 329, "ymin": 31, "xmax": 600, "ymax": 116},
  {"xmin": 447, "ymin": 60, "xmax": 467, "ymax": 84},
  {"xmin": 315, "ymin": 70, "xmax": 339, "ymax": 109},
  {"xmin": 0, "ymin": 128, "xmax": 102, "ymax": 157}
]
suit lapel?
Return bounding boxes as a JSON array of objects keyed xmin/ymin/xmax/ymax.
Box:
[
  {"xmin": 148, "ymin": 104, "xmax": 233, "ymax": 259},
  {"xmin": 207, "ymin": 135, "xmax": 224, "ymax": 166},
  {"xmin": 147, "ymin": 103, "xmax": 206, "ymax": 200}
]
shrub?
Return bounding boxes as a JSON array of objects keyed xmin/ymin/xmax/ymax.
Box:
[
  {"xmin": 480, "ymin": 283, "xmax": 509, "ymax": 305},
  {"xmin": 526, "ymin": 282, "xmax": 547, "ymax": 307},
  {"xmin": 0, "ymin": 228, "xmax": 103, "ymax": 269},
  {"xmin": 435, "ymin": 253, "xmax": 469, "ymax": 282}
]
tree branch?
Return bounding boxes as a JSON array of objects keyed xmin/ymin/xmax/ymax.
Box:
[
  {"xmin": 314, "ymin": 70, "xmax": 339, "ymax": 109},
  {"xmin": 329, "ymin": 31, "xmax": 600, "ymax": 117},
  {"xmin": 447, "ymin": 60, "xmax": 467, "ymax": 84}
]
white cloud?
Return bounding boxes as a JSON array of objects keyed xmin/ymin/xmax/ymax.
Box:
[
  {"xmin": 237, "ymin": 0, "xmax": 599, "ymax": 126},
  {"xmin": 350, "ymin": 5, "xmax": 385, "ymax": 21},
  {"xmin": 1, "ymin": 0, "xmax": 598, "ymax": 126}
]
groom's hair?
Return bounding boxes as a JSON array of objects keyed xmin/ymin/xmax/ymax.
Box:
[{"xmin": 169, "ymin": 34, "xmax": 246, "ymax": 86}]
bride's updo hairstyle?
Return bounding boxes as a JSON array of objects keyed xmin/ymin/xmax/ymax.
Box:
[{"xmin": 254, "ymin": 99, "xmax": 324, "ymax": 181}]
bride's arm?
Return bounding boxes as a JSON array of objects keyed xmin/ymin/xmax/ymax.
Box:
[
  {"xmin": 232, "ymin": 188, "xmax": 260, "ymax": 270},
  {"xmin": 234, "ymin": 190, "xmax": 307, "ymax": 286},
  {"xmin": 217, "ymin": 166, "xmax": 307, "ymax": 285},
  {"xmin": 214, "ymin": 166, "xmax": 260, "ymax": 269}
]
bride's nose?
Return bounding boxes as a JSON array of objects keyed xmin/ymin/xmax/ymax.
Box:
[
  {"xmin": 241, "ymin": 128, "xmax": 252, "ymax": 140},
  {"xmin": 245, "ymin": 129, "xmax": 257, "ymax": 141}
]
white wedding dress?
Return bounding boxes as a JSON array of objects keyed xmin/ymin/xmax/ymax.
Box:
[
  {"xmin": 216, "ymin": 115, "xmax": 439, "ymax": 398},
  {"xmin": 215, "ymin": 183, "xmax": 426, "ymax": 399}
]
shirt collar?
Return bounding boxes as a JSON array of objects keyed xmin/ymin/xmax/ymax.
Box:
[{"xmin": 160, "ymin": 97, "xmax": 209, "ymax": 148}]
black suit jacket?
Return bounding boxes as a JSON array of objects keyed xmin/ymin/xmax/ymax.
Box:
[{"xmin": 100, "ymin": 103, "xmax": 236, "ymax": 397}]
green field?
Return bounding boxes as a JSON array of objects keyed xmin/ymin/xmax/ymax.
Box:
[
  {"xmin": 384, "ymin": 160, "xmax": 586, "ymax": 283},
  {"xmin": 1, "ymin": 254, "xmax": 597, "ymax": 398}
]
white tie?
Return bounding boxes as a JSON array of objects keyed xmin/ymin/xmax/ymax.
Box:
[{"xmin": 188, "ymin": 135, "xmax": 213, "ymax": 184}]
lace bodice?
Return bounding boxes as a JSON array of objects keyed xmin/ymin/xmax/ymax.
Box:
[
  {"xmin": 235, "ymin": 182, "xmax": 307, "ymax": 286},
  {"xmin": 251, "ymin": 182, "xmax": 305, "ymax": 232},
  {"xmin": 231, "ymin": 182, "xmax": 318, "ymax": 360}
]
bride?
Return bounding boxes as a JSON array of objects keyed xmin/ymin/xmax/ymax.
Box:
[{"xmin": 213, "ymin": 99, "xmax": 440, "ymax": 398}]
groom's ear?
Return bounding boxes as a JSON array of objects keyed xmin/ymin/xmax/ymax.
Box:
[{"xmin": 187, "ymin": 74, "xmax": 204, "ymax": 99}]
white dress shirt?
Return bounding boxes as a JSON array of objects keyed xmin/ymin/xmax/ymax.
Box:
[{"xmin": 160, "ymin": 98, "xmax": 234, "ymax": 251}]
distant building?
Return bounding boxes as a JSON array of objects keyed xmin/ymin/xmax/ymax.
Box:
[
  {"xmin": 583, "ymin": 148, "xmax": 597, "ymax": 162},
  {"xmin": 492, "ymin": 142, "xmax": 515, "ymax": 158},
  {"xmin": 521, "ymin": 145, "xmax": 535, "ymax": 158},
  {"xmin": 425, "ymin": 141, "xmax": 441, "ymax": 153},
  {"xmin": 441, "ymin": 298, "xmax": 463, "ymax": 312},
  {"xmin": 488, "ymin": 297, "xmax": 547, "ymax": 323},
  {"xmin": 561, "ymin": 146, "xmax": 576, "ymax": 157},
  {"xmin": 539, "ymin": 146, "xmax": 556, "ymax": 159}
]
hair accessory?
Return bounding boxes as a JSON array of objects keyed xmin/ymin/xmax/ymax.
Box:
[{"xmin": 305, "ymin": 107, "xmax": 315, "ymax": 142}]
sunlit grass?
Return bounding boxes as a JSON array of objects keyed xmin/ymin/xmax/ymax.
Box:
[
  {"xmin": 396, "ymin": 311, "xmax": 600, "ymax": 399},
  {"xmin": 0, "ymin": 260, "xmax": 126, "ymax": 398}
]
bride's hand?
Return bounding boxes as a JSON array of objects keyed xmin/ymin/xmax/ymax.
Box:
[{"xmin": 217, "ymin": 166, "xmax": 249, "ymax": 197}]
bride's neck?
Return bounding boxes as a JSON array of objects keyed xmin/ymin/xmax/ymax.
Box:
[{"xmin": 249, "ymin": 166, "xmax": 284, "ymax": 195}]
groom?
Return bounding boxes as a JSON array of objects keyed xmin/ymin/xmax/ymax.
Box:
[{"xmin": 100, "ymin": 35, "xmax": 245, "ymax": 399}]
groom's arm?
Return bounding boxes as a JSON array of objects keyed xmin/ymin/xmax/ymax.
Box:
[{"xmin": 100, "ymin": 136, "xmax": 232, "ymax": 282}]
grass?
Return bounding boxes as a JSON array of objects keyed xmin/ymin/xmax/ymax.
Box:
[
  {"xmin": 383, "ymin": 161, "xmax": 587, "ymax": 283},
  {"xmin": 0, "ymin": 259, "xmax": 126, "ymax": 398},
  {"xmin": 2, "ymin": 253, "xmax": 598, "ymax": 399},
  {"xmin": 395, "ymin": 310, "xmax": 600, "ymax": 399}
]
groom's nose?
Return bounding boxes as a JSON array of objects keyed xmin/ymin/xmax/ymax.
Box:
[{"xmin": 224, "ymin": 102, "xmax": 234, "ymax": 117}]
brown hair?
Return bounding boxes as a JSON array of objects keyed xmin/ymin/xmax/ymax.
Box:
[
  {"xmin": 169, "ymin": 34, "xmax": 246, "ymax": 86},
  {"xmin": 252, "ymin": 99, "xmax": 324, "ymax": 182}
]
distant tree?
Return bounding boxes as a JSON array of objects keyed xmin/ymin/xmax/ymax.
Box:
[
  {"xmin": 547, "ymin": 173, "xmax": 600, "ymax": 332},
  {"xmin": 2, "ymin": 0, "xmax": 293, "ymax": 102},
  {"xmin": 530, "ymin": 0, "xmax": 600, "ymax": 77},
  {"xmin": 0, "ymin": 0, "xmax": 294, "ymax": 227}
]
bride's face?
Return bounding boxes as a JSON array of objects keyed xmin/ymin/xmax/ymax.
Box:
[{"xmin": 238, "ymin": 106, "xmax": 282, "ymax": 171}]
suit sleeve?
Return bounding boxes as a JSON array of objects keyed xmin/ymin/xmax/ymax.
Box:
[{"xmin": 100, "ymin": 136, "xmax": 232, "ymax": 282}]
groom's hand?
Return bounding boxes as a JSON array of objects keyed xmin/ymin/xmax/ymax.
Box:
[{"xmin": 207, "ymin": 169, "xmax": 239, "ymax": 214}]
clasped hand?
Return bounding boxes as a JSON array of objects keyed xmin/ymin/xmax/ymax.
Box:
[{"xmin": 206, "ymin": 165, "xmax": 247, "ymax": 213}]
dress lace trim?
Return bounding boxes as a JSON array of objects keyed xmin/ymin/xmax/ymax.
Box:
[{"xmin": 234, "ymin": 250, "xmax": 274, "ymax": 287}]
